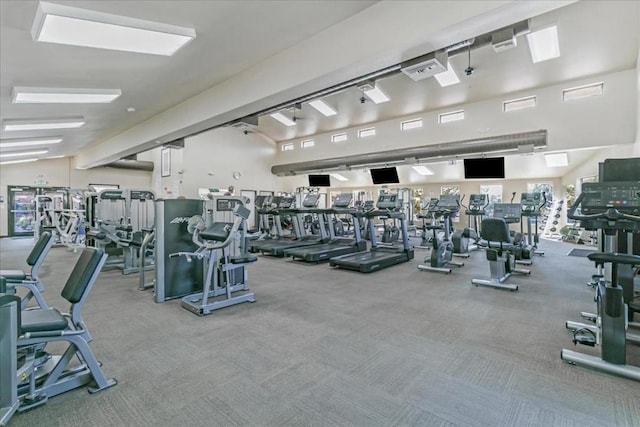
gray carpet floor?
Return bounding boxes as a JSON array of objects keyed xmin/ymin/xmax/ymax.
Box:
[{"xmin": 1, "ymin": 236, "xmax": 639, "ymax": 427}]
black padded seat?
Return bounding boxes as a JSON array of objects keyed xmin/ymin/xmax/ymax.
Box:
[
  {"xmin": 0, "ymin": 270, "xmax": 27, "ymax": 281},
  {"xmin": 27, "ymin": 231, "xmax": 53, "ymax": 266},
  {"xmin": 21, "ymin": 308, "xmax": 68, "ymax": 333},
  {"xmin": 229, "ymin": 255, "xmax": 258, "ymax": 264},
  {"xmin": 115, "ymin": 225, "xmax": 133, "ymax": 232},
  {"xmin": 480, "ymin": 218, "xmax": 513, "ymax": 245},
  {"xmin": 200, "ymin": 223, "xmax": 232, "ymax": 242},
  {"xmin": 587, "ymin": 252, "xmax": 640, "ymax": 266},
  {"xmin": 87, "ymin": 230, "xmax": 106, "ymax": 240}
]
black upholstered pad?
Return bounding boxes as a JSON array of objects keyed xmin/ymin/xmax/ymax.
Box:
[
  {"xmin": 229, "ymin": 255, "xmax": 258, "ymax": 264},
  {"xmin": 21, "ymin": 308, "xmax": 68, "ymax": 333},
  {"xmin": 480, "ymin": 218, "xmax": 512, "ymax": 243},
  {"xmin": 0, "ymin": 270, "xmax": 27, "ymax": 281},
  {"xmin": 61, "ymin": 248, "xmax": 104, "ymax": 304},
  {"xmin": 588, "ymin": 252, "xmax": 640, "ymax": 266},
  {"xmin": 27, "ymin": 231, "xmax": 52, "ymax": 266},
  {"xmin": 200, "ymin": 223, "xmax": 232, "ymax": 242}
]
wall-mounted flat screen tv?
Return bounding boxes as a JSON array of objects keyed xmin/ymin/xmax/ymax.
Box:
[
  {"xmin": 463, "ymin": 157, "xmax": 505, "ymax": 179},
  {"xmin": 370, "ymin": 167, "xmax": 400, "ymax": 184},
  {"xmin": 308, "ymin": 174, "xmax": 331, "ymax": 187}
]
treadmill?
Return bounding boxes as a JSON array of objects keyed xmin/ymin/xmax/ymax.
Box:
[
  {"xmin": 283, "ymin": 193, "xmax": 367, "ymax": 262},
  {"xmin": 249, "ymin": 196, "xmax": 294, "ymax": 251},
  {"xmin": 329, "ymin": 194, "xmax": 414, "ymax": 273},
  {"xmin": 254, "ymin": 193, "xmax": 329, "ymax": 256}
]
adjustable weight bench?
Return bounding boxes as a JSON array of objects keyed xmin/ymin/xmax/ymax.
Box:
[
  {"xmin": 16, "ymin": 247, "xmax": 117, "ymax": 412},
  {"xmin": 0, "ymin": 231, "xmax": 54, "ymax": 310}
]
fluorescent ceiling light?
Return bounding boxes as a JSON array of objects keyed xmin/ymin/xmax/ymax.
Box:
[
  {"xmin": 0, "ymin": 158, "xmax": 39, "ymax": 166},
  {"xmin": 308, "ymin": 100, "xmax": 337, "ymax": 117},
  {"xmin": 270, "ymin": 112, "xmax": 296, "ymax": 127},
  {"xmin": 31, "ymin": 1, "xmax": 196, "ymax": 56},
  {"xmin": 544, "ymin": 152, "xmax": 568, "ymax": 167},
  {"xmin": 363, "ymin": 85, "xmax": 390, "ymax": 104},
  {"xmin": 0, "ymin": 149, "xmax": 49, "ymax": 158},
  {"xmin": 434, "ymin": 62, "xmax": 460, "ymax": 87},
  {"xmin": 330, "ymin": 173, "xmax": 349, "ymax": 182},
  {"xmin": 2, "ymin": 116, "xmax": 85, "ymax": 131},
  {"xmin": 0, "ymin": 137, "xmax": 63, "ymax": 149},
  {"xmin": 412, "ymin": 165, "xmax": 434, "ymax": 176},
  {"xmin": 526, "ymin": 25, "xmax": 560, "ymax": 63},
  {"xmin": 12, "ymin": 87, "xmax": 121, "ymax": 104}
]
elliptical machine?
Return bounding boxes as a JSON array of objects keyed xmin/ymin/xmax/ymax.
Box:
[
  {"xmin": 416, "ymin": 198, "xmax": 439, "ymax": 249},
  {"xmin": 520, "ymin": 192, "xmax": 546, "ymax": 257},
  {"xmin": 417, "ymin": 195, "xmax": 464, "ymax": 274},
  {"xmin": 451, "ymin": 194, "xmax": 486, "ymax": 258}
]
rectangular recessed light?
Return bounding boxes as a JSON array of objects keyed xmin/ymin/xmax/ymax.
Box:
[
  {"xmin": 401, "ymin": 118, "xmax": 423, "ymax": 131},
  {"xmin": 363, "ymin": 85, "xmax": 390, "ymax": 104},
  {"xmin": 434, "ymin": 62, "xmax": 460, "ymax": 87},
  {"xmin": 0, "ymin": 149, "xmax": 49, "ymax": 158},
  {"xmin": 544, "ymin": 152, "xmax": 568, "ymax": 167},
  {"xmin": 358, "ymin": 127, "xmax": 376, "ymax": 138},
  {"xmin": 308, "ymin": 100, "xmax": 337, "ymax": 117},
  {"xmin": 12, "ymin": 87, "xmax": 121, "ymax": 104},
  {"xmin": 439, "ymin": 110, "xmax": 464, "ymax": 124},
  {"xmin": 503, "ymin": 96, "xmax": 536, "ymax": 112},
  {"xmin": 2, "ymin": 116, "xmax": 85, "ymax": 131},
  {"xmin": 412, "ymin": 165, "xmax": 434, "ymax": 176},
  {"xmin": 562, "ymin": 82, "xmax": 603, "ymax": 102},
  {"xmin": 0, "ymin": 137, "xmax": 63, "ymax": 149},
  {"xmin": 526, "ymin": 25, "xmax": 560, "ymax": 63},
  {"xmin": 331, "ymin": 133, "xmax": 348, "ymax": 143},
  {"xmin": 330, "ymin": 173, "xmax": 349, "ymax": 182},
  {"xmin": 270, "ymin": 112, "xmax": 296, "ymax": 127},
  {"xmin": 281, "ymin": 143, "xmax": 294, "ymax": 151},
  {"xmin": 32, "ymin": 1, "xmax": 196, "ymax": 56},
  {"xmin": 0, "ymin": 158, "xmax": 39, "ymax": 166},
  {"xmin": 301, "ymin": 139, "xmax": 315, "ymax": 148}
]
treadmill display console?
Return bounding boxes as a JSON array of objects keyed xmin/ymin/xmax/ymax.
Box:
[
  {"xmin": 581, "ymin": 182, "xmax": 640, "ymax": 214},
  {"xmin": 376, "ymin": 194, "xmax": 400, "ymax": 209},
  {"xmin": 333, "ymin": 194, "xmax": 353, "ymax": 208},
  {"xmin": 438, "ymin": 194, "xmax": 460, "ymax": 210},
  {"xmin": 278, "ymin": 197, "xmax": 293, "ymax": 208},
  {"xmin": 302, "ymin": 193, "xmax": 320, "ymax": 208},
  {"xmin": 521, "ymin": 192, "xmax": 541, "ymax": 207}
]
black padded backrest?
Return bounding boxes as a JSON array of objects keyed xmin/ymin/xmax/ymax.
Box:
[
  {"xmin": 480, "ymin": 218, "xmax": 511, "ymax": 243},
  {"xmin": 27, "ymin": 231, "xmax": 52, "ymax": 266},
  {"xmin": 61, "ymin": 248, "xmax": 104, "ymax": 304}
]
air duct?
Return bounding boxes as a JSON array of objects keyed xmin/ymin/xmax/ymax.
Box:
[
  {"xmin": 105, "ymin": 159, "xmax": 154, "ymax": 172},
  {"xmin": 271, "ymin": 130, "xmax": 546, "ymax": 176}
]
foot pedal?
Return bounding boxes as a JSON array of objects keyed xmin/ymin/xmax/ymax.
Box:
[
  {"xmin": 18, "ymin": 394, "xmax": 48, "ymax": 412},
  {"xmin": 572, "ymin": 329, "xmax": 596, "ymax": 347}
]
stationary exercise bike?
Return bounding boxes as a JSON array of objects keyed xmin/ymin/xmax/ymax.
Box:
[
  {"xmin": 451, "ymin": 194, "xmax": 485, "ymax": 258},
  {"xmin": 417, "ymin": 195, "xmax": 464, "ymax": 274},
  {"xmin": 416, "ymin": 198, "xmax": 439, "ymax": 249}
]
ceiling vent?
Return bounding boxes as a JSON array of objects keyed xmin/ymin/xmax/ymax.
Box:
[
  {"xmin": 227, "ymin": 115, "xmax": 259, "ymax": 131},
  {"xmin": 400, "ymin": 50, "xmax": 448, "ymax": 81},
  {"xmin": 492, "ymin": 28, "xmax": 517, "ymax": 53}
]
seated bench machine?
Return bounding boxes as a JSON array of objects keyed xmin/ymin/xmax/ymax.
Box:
[
  {"xmin": 2, "ymin": 248, "xmax": 116, "ymax": 420},
  {"xmin": 0, "ymin": 231, "xmax": 54, "ymax": 310},
  {"xmin": 172, "ymin": 205, "xmax": 257, "ymax": 316},
  {"xmin": 471, "ymin": 218, "xmax": 531, "ymax": 291}
]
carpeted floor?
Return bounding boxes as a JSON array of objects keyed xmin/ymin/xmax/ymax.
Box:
[
  {"xmin": 1, "ymin": 237, "xmax": 638, "ymax": 427},
  {"xmin": 566, "ymin": 248, "xmax": 598, "ymax": 258}
]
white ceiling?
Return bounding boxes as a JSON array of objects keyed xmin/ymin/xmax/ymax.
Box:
[
  {"xmin": 0, "ymin": 0, "xmax": 377, "ymax": 156},
  {"xmin": 0, "ymin": 0, "xmax": 637, "ymax": 170},
  {"xmin": 264, "ymin": 0, "xmax": 639, "ymax": 142}
]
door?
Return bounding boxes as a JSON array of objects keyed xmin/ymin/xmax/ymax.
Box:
[
  {"xmin": 240, "ymin": 189, "xmax": 257, "ymax": 229},
  {"xmin": 8, "ymin": 186, "xmax": 38, "ymax": 237}
]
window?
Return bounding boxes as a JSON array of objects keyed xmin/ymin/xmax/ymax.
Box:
[
  {"xmin": 563, "ymin": 82, "xmax": 603, "ymax": 102},
  {"xmin": 300, "ymin": 139, "xmax": 315, "ymax": 148},
  {"xmin": 527, "ymin": 183, "xmax": 553, "ymax": 203},
  {"xmin": 358, "ymin": 127, "xmax": 376, "ymax": 138},
  {"xmin": 439, "ymin": 110, "xmax": 464, "ymax": 124},
  {"xmin": 503, "ymin": 96, "xmax": 536, "ymax": 112},
  {"xmin": 401, "ymin": 118, "xmax": 423, "ymax": 131},
  {"xmin": 281, "ymin": 143, "xmax": 294, "ymax": 152},
  {"xmin": 480, "ymin": 184, "xmax": 503, "ymax": 218},
  {"xmin": 331, "ymin": 133, "xmax": 347, "ymax": 143}
]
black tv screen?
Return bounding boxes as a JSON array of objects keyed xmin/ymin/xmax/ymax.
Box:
[
  {"xmin": 370, "ymin": 167, "xmax": 400, "ymax": 184},
  {"xmin": 601, "ymin": 158, "xmax": 640, "ymax": 182},
  {"xmin": 308, "ymin": 174, "xmax": 331, "ymax": 187},
  {"xmin": 464, "ymin": 157, "xmax": 505, "ymax": 179}
]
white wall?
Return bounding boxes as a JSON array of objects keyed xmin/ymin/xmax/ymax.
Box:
[
  {"xmin": 635, "ymin": 46, "xmax": 640, "ymax": 156},
  {"xmin": 274, "ymin": 69, "xmax": 636, "ymax": 164},
  {"xmin": 0, "ymin": 157, "xmax": 152, "ymax": 236},
  {"xmin": 145, "ymin": 127, "xmax": 279, "ymax": 199}
]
